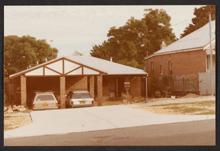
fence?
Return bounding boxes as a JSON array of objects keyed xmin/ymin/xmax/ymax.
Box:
[
  {"xmin": 199, "ymin": 71, "xmax": 215, "ymax": 95},
  {"xmin": 172, "ymin": 74, "xmax": 199, "ymax": 94}
]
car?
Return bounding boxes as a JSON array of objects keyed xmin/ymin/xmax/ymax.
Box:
[
  {"xmin": 67, "ymin": 90, "xmax": 94, "ymax": 107},
  {"xmin": 32, "ymin": 91, "xmax": 59, "ymax": 110}
]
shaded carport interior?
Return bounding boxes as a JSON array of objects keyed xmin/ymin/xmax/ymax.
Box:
[{"xmin": 9, "ymin": 56, "xmax": 148, "ymax": 108}]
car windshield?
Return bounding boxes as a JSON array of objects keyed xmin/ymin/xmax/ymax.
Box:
[
  {"xmin": 72, "ymin": 92, "xmax": 91, "ymax": 99},
  {"xmin": 36, "ymin": 94, "xmax": 55, "ymax": 101}
]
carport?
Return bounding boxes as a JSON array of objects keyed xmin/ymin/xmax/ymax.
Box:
[{"xmin": 9, "ymin": 56, "xmax": 148, "ymax": 108}]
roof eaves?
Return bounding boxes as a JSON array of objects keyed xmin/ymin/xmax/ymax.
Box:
[
  {"xmin": 144, "ymin": 47, "xmax": 204, "ymax": 60},
  {"xmin": 202, "ymin": 39, "xmax": 216, "ymax": 50},
  {"xmin": 9, "ymin": 57, "xmax": 63, "ymax": 79}
]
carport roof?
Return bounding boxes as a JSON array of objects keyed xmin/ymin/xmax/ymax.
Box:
[
  {"xmin": 67, "ymin": 56, "xmax": 146, "ymax": 75},
  {"xmin": 9, "ymin": 56, "xmax": 147, "ymax": 78}
]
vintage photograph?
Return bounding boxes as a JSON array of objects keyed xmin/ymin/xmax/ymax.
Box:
[{"xmin": 3, "ymin": 5, "xmax": 216, "ymax": 146}]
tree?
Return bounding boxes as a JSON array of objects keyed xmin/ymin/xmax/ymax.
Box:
[
  {"xmin": 90, "ymin": 9, "xmax": 176, "ymax": 68},
  {"xmin": 181, "ymin": 5, "xmax": 216, "ymax": 38},
  {"xmin": 4, "ymin": 35, "xmax": 58, "ymax": 76}
]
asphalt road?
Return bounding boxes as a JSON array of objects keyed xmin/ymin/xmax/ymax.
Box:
[{"xmin": 4, "ymin": 119, "xmax": 215, "ymax": 146}]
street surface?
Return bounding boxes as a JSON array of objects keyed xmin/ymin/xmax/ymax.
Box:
[{"xmin": 4, "ymin": 119, "xmax": 215, "ymax": 146}]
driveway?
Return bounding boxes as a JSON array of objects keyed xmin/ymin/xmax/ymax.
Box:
[{"xmin": 4, "ymin": 104, "xmax": 215, "ymax": 138}]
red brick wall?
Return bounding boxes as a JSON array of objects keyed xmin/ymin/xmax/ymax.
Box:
[
  {"xmin": 145, "ymin": 50, "xmax": 207, "ymax": 77},
  {"xmin": 130, "ymin": 76, "xmax": 142, "ymax": 97}
]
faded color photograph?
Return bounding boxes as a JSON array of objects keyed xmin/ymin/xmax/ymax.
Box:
[{"xmin": 4, "ymin": 5, "xmax": 216, "ymax": 146}]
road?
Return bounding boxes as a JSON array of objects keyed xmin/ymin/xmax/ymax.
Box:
[{"xmin": 4, "ymin": 119, "xmax": 215, "ymax": 146}]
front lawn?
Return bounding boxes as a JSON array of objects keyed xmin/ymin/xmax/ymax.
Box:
[
  {"xmin": 146, "ymin": 100, "xmax": 215, "ymax": 115},
  {"xmin": 101, "ymin": 97, "xmax": 146, "ymax": 106},
  {"xmin": 101, "ymin": 100, "xmax": 123, "ymax": 106},
  {"xmin": 4, "ymin": 111, "xmax": 32, "ymax": 131}
]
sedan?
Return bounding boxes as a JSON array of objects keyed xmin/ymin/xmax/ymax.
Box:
[
  {"xmin": 67, "ymin": 90, "xmax": 94, "ymax": 107},
  {"xmin": 32, "ymin": 92, "xmax": 59, "ymax": 110}
]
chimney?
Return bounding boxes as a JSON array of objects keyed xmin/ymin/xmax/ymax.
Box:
[
  {"xmin": 161, "ymin": 41, "xmax": 166, "ymax": 48},
  {"xmin": 146, "ymin": 51, "xmax": 149, "ymax": 56}
]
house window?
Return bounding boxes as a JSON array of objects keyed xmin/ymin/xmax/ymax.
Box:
[
  {"xmin": 207, "ymin": 55, "xmax": 209, "ymax": 70},
  {"xmin": 168, "ymin": 61, "xmax": 172, "ymax": 74},
  {"xmin": 207, "ymin": 55, "xmax": 216, "ymax": 71},
  {"xmin": 160, "ymin": 65, "xmax": 163, "ymax": 75},
  {"xmin": 151, "ymin": 62, "xmax": 154, "ymax": 73}
]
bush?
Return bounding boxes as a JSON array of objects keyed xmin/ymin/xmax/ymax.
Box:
[{"xmin": 150, "ymin": 74, "xmax": 173, "ymax": 98}]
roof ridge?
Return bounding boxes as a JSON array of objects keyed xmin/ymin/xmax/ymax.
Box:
[{"xmin": 145, "ymin": 20, "xmax": 215, "ymax": 59}]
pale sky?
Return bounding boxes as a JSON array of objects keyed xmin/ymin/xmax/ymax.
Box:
[{"xmin": 4, "ymin": 5, "xmax": 204, "ymax": 56}]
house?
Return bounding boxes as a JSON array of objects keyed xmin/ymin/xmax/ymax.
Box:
[
  {"xmin": 145, "ymin": 20, "xmax": 215, "ymax": 96},
  {"xmin": 8, "ymin": 55, "xmax": 148, "ymax": 108}
]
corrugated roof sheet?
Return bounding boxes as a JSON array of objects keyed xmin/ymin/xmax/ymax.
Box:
[
  {"xmin": 67, "ymin": 56, "xmax": 146, "ymax": 75},
  {"xmin": 145, "ymin": 20, "xmax": 215, "ymax": 59}
]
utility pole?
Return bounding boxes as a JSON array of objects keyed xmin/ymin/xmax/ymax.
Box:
[{"xmin": 208, "ymin": 13, "xmax": 214, "ymax": 96}]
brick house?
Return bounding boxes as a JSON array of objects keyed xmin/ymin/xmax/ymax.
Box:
[
  {"xmin": 145, "ymin": 20, "xmax": 215, "ymax": 96},
  {"xmin": 8, "ymin": 55, "xmax": 148, "ymax": 108}
]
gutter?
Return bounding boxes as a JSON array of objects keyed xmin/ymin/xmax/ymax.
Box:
[{"xmin": 144, "ymin": 47, "xmax": 204, "ymax": 60}]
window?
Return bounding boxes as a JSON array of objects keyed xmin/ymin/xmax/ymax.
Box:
[
  {"xmin": 207, "ymin": 55, "xmax": 216, "ymax": 71},
  {"xmin": 36, "ymin": 94, "xmax": 55, "ymax": 101},
  {"xmin": 160, "ymin": 65, "xmax": 163, "ymax": 75},
  {"xmin": 207, "ymin": 55, "xmax": 209, "ymax": 70},
  {"xmin": 72, "ymin": 92, "xmax": 91, "ymax": 99},
  {"xmin": 168, "ymin": 61, "xmax": 172, "ymax": 74},
  {"xmin": 151, "ymin": 62, "xmax": 154, "ymax": 73}
]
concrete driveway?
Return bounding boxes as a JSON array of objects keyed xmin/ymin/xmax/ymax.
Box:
[{"xmin": 4, "ymin": 104, "xmax": 215, "ymax": 138}]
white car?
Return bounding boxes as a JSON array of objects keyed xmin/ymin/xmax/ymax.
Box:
[
  {"xmin": 67, "ymin": 90, "xmax": 94, "ymax": 107},
  {"xmin": 33, "ymin": 92, "xmax": 59, "ymax": 110}
]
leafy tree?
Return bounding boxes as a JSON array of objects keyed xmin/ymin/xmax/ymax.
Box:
[
  {"xmin": 4, "ymin": 35, "xmax": 58, "ymax": 76},
  {"xmin": 91, "ymin": 9, "xmax": 176, "ymax": 68},
  {"xmin": 181, "ymin": 5, "xmax": 216, "ymax": 38}
]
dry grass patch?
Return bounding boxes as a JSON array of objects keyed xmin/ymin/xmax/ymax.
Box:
[
  {"xmin": 4, "ymin": 111, "xmax": 32, "ymax": 131},
  {"xmin": 101, "ymin": 100, "xmax": 123, "ymax": 106},
  {"xmin": 147, "ymin": 100, "xmax": 215, "ymax": 115}
]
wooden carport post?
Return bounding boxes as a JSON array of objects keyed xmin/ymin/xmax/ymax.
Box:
[
  {"xmin": 145, "ymin": 75, "xmax": 148, "ymax": 102},
  {"xmin": 60, "ymin": 76, "xmax": 66, "ymax": 108},
  {"xmin": 115, "ymin": 77, "xmax": 119, "ymax": 97},
  {"xmin": 89, "ymin": 76, "xmax": 95, "ymax": 97},
  {"xmin": 97, "ymin": 75, "xmax": 103, "ymax": 105},
  {"xmin": 20, "ymin": 75, "xmax": 27, "ymax": 106}
]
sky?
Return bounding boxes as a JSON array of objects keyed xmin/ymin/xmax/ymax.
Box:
[{"xmin": 4, "ymin": 5, "xmax": 204, "ymax": 56}]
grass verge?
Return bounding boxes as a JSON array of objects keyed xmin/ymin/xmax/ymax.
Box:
[
  {"xmin": 147, "ymin": 100, "xmax": 215, "ymax": 115},
  {"xmin": 4, "ymin": 111, "xmax": 32, "ymax": 131}
]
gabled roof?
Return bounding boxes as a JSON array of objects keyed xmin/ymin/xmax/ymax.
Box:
[
  {"xmin": 9, "ymin": 56, "xmax": 147, "ymax": 78},
  {"xmin": 67, "ymin": 56, "xmax": 146, "ymax": 75},
  {"xmin": 145, "ymin": 20, "xmax": 216, "ymax": 59}
]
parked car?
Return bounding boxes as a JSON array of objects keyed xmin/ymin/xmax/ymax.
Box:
[
  {"xmin": 32, "ymin": 92, "xmax": 58, "ymax": 110},
  {"xmin": 67, "ymin": 90, "xmax": 94, "ymax": 107}
]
